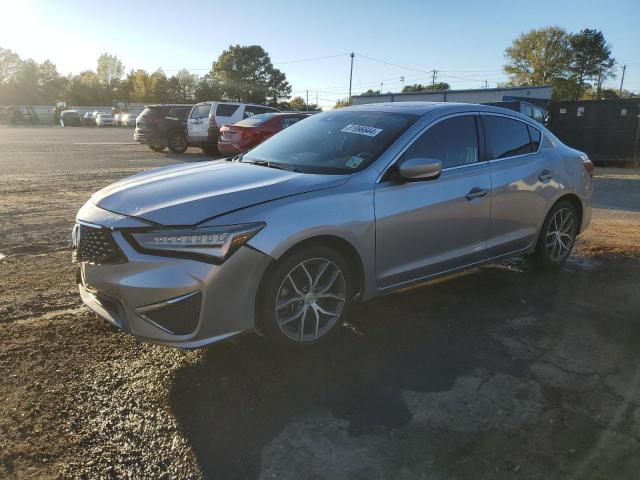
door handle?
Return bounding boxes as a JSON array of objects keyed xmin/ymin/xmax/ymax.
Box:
[
  {"xmin": 465, "ymin": 187, "xmax": 490, "ymax": 201},
  {"xmin": 538, "ymin": 169, "xmax": 554, "ymax": 182}
]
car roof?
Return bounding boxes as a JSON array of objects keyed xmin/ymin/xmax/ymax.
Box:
[
  {"xmin": 348, "ymin": 101, "xmax": 541, "ymax": 123},
  {"xmin": 146, "ymin": 104, "xmax": 194, "ymax": 108}
]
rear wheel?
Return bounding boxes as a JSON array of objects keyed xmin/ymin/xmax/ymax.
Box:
[
  {"xmin": 257, "ymin": 246, "xmax": 353, "ymax": 347},
  {"xmin": 148, "ymin": 144, "xmax": 165, "ymax": 152},
  {"xmin": 167, "ymin": 133, "xmax": 188, "ymax": 154},
  {"xmin": 532, "ymin": 200, "xmax": 578, "ymax": 268}
]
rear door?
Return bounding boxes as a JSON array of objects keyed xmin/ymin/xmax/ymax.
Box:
[
  {"xmin": 374, "ymin": 114, "xmax": 492, "ymax": 289},
  {"xmin": 482, "ymin": 113, "xmax": 558, "ymax": 256},
  {"xmin": 187, "ymin": 103, "xmax": 211, "ymax": 141}
]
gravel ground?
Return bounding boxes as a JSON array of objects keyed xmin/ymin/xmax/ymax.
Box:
[{"xmin": 1, "ymin": 126, "xmax": 639, "ymax": 479}]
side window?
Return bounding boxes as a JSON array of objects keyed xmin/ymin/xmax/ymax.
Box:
[
  {"xmin": 179, "ymin": 108, "xmax": 192, "ymax": 120},
  {"xmin": 483, "ymin": 115, "xmax": 533, "ymax": 159},
  {"xmin": 190, "ymin": 104, "xmax": 211, "ymax": 119},
  {"xmin": 400, "ymin": 115, "xmax": 478, "ymax": 169},
  {"xmin": 216, "ymin": 104, "xmax": 240, "ymax": 117},
  {"xmin": 528, "ymin": 125, "xmax": 541, "ymax": 151},
  {"xmin": 244, "ymin": 106, "xmax": 267, "ymax": 118},
  {"xmin": 281, "ymin": 117, "xmax": 301, "ymax": 129}
]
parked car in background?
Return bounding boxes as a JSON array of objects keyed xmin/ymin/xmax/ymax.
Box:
[
  {"xmin": 82, "ymin": 112, "xmax": 96, "ymax": 126},
  {"xmin": 95, "ymin": 113, "xmax": 114, "ymax": 127},
  {"xmin": 218, "ymin": 112, "xmax": 310, "ymax": 156},
  {"xmin": 73, "ymin": 103, "xmax": 593, "ymax": 348},
  {"xmin": 60, "ymin": 110, "xmax": 82, "ymax": 127},
  {"xmin": 187, "ymin": 101, "xmax": 280, "ymax": 154},
  {"xmin": 121, "ymin": 113, "xmax": 137, "ymax": 127},
  {"xmin": 486, "ymin": 101, "xmax": 547, "ymax": 124},
  {"xmin": 134, "ymin": 104, "xmax": 193, "ymax": 154}
]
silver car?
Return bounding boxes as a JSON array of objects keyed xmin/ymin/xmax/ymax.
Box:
[{"xmin": 73, "ymin": 103, "xmax": 593, "ymax": 348}]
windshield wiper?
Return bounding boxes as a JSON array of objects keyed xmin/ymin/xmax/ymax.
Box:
[{"xmin": 242, "ymin": 158, "xmax": 299, "ymax": 172}]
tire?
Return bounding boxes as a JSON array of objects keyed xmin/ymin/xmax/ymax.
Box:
[
  {"xmin": 167, "ymin": 133, "xmax": 188, "ymax": 154},
  {"xmin": 532, "ymin": 200, "xmax": 579, "ymax": 268},
  {"xmin": 148, "ymin": 144, "xmax": 166, "ymax": 152},
  {"xmin": 256, "ymin": 245, "xmax": 354, "ymax": 347}
]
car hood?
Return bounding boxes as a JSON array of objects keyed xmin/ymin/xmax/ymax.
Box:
[{"xmin": 92, "ymin": 161, "xmax": 349, "ymax": 225}]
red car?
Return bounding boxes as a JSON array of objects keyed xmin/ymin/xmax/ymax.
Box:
[{"xmin": 218, "ymin": 112, "xmax": 311, "ymax": 156}]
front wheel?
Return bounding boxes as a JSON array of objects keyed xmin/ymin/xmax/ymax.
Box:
[
  {"xmin": 167, "ymin": 133, "xmax": 188, "ymax": 154},
  {"xmin": 532, "ymin": 200, "xmax": 578, "ymax": 268},
  {"xmin": 256, "ymin": 246, "xmax": 353, "ymax": 346}
]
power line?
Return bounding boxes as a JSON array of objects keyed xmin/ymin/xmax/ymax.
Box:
[
  {"xmin": 273, "ymin": 53, "xmax": 350, "ymax": 65},
  {"xmin": 355, "ymin": 53, "xmax": 432, "ymax": 74}
]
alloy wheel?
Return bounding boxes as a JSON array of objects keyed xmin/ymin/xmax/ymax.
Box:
[
  {"xmin": 274, "ymin": 258, "xmax": 346, "ymax": 342},
  {"xmin": 545, "ymin": 207, "xmax": 575, "ymax": 262},
  {"xmin": 170, "ymin": 136, "xmax": 186, "ymax": 151}
]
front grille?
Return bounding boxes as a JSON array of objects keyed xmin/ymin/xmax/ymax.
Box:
[
  {"xmin": 75, "ymin": 224, "xmax": 126, "ymax": 264},
  {"xmin": 136, "ymin": 292, "xmax": 202, "ymax": 335}
]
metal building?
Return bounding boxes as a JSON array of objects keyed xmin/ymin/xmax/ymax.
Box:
[{"xmin": 351, "ymin": 85, "xmax": 553, "ymax": 105}]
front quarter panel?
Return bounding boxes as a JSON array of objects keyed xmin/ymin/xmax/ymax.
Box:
[{"xmin": 206, "ymin": 174, "xmax": 378, "ymax": 299}]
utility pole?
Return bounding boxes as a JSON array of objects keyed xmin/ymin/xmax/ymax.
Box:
[
  {"xmin": 431, "ymin": 69, "xmax": 437, "ymax": 86},
  {"xmin": 619, "ymin": 64, "xmax": 627, "ymax": 95},
  {"xmin": 484, "ymin": 80, "xmax": 488, "ymax": 89},
  {"xmin": 596, "ymin": 69, "xmax": 603, "ymax": 99},
  {"xmin": 315, "ymin": 91, "xmax": 318, "ymax": 110},
  {"xmin": 380, "ymin": 81, "xmax": 383, "ymax": 93},
  {"xmin": 400, "ymin": 76, "xmax": 405, "ymax": 91},
  {"xmin": 306, "ymin": 90, "xmax": 309, "ymax": 111},
  {"xmin": 348, "ymin": 52, "xmax": 355, "ymax": 105}
]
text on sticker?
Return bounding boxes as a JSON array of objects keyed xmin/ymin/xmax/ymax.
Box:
[{"xmin": 341, "ymin": 124, "xmax": 383, "ymax": 137}]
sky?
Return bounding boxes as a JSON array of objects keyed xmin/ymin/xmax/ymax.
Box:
[{"xmin": 1, "ymin": 0, "xmax": 638, "ymax": 109}]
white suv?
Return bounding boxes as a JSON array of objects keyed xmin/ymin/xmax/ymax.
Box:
[{"xmin": 187, "ymin": 101, "xmax": 280, "ymax": 154}]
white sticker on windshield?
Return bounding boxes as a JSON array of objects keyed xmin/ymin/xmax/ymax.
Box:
[
  {"xmin": 346, "ymin": 156, "xmax": 364, "ymax": 169},
  {"xmin": 341, "ymin": 124, "xmax": 383, "ymax": 137}
]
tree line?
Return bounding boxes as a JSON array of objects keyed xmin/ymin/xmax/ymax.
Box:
[
  {"xmin": 333, "ymin": 27, "xmax": 629, "ymax": 108},
  {"xmin": 503, "ymin": 27, "xmax": 630, "ymax": 100},
  {"xmin": 0, "ymin": 45, "xmax": 302, "ymax": 108}
]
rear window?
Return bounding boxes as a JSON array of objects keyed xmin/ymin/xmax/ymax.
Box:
[
  {"xmin": 483, "ymin": 115, "xmax": 533, "ymax": 159},
  {"xmin": 234, "ymin": 113, "xmax": 276, "ymax": 126},
  {"xmin": 190, "ymin": 104, "xmax": 211, "ymax": 119},
  {"xmin": 216, "ymin": 104, "xmax": 240, "ymax": 117},
  {"xmin": 140, "ymin": 107, "xmax": 160, "ymax": 117}
]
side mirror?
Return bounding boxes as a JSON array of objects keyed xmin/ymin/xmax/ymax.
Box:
[{"xmin": 398, "ymin": 157, "xmax": 442, "ymax": 181}]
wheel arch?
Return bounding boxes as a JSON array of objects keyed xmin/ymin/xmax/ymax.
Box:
[
  {"xmin": 256, "ymin": 234, "xmax": 366, "ymax": 303},
  {"xmin": 550, "ymin": 192, "xmax": 584, "ymax": 231}
]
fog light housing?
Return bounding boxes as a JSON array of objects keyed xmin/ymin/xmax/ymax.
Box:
[{"xmin": 135, "ymin": 291, "xmax": 202, "ymax": 336}]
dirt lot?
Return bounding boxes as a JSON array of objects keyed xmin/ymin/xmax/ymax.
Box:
[{"xmin": 1, "ymin": 125, "xmax": 639, "ymax": 480}]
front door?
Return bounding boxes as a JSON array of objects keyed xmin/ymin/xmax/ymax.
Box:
[{"xmin": 375, "ymin": 114, "xmax": 492, "ymax": 290}]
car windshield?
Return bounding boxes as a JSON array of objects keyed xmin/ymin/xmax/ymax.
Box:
[
  {"xmin": 242, "ymin": 110, "xmax": 416, "ymax": 174},
  {"xmin": 234, "ymin": 113, "xmax": 277, "ymax": 127}
]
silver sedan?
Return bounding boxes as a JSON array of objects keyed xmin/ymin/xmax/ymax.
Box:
[{"xmin": 73, "ymin": 103, "xmax": 593, "ymax": 348}]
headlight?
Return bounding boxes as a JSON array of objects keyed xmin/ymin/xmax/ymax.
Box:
[{"xmin": 126, "ymin": 222, "xmax": 265, "ymax": 263}]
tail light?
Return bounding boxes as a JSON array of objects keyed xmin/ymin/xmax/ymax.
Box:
[
  {"xmin": 241, "ymin": 128, "xmax": 260, "ymax": 138},
  {"xmin": 581, "ymin": 155, "xmax": 595, "ymax": 177},
  {"xmin": 209, "ymin": 115, "xmax": 217, "ymax": 128}
]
